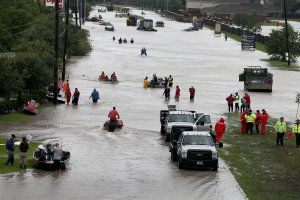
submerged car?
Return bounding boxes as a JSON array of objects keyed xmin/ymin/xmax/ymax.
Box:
[{"xmin": 105, "ymin": 25, "xmax": 114, "ymax": 31}]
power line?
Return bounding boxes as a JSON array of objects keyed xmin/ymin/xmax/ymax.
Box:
[
  {"xmin": 7, "ymin": 12, "xmax": 56, "ymax": 30},
  {"xmin": 0, "ymin": 11, "xmax": 60, "ymax": 39}
]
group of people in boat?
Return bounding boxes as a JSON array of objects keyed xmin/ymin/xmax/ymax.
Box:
[
  {"xmin": 35, "ymin": 143, "xmax": 64, "ymax": 171},
  {"xmin": 113, "ymin": 36, "xmax": 134, "ymax": 44},
  {"xmin": 99, "ymin": 71, "xmax": 118, "ymax": 82},
  {"xmin": 144, "ymin": 74, "xmax": 173, "ymax": 88},
  {"xmin": 47, "ymin": 80, "xmax": 80, "ymax": 105}
]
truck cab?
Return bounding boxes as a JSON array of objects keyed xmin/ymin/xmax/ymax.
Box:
[
  {"xmin": 176, "ymin": 131, "xmax": 218, "ymax": 170},
  {"xmin": 160, "ymin": 105, "xmax": 212, "ymax": 143},
  {"xmin": 239, "ymin": 66, "xmax": 273, "ymax": 92}
]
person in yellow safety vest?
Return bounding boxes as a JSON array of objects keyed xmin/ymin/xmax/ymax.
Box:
[
  {"xmin": 245, "ymin": 109, "xmax": 256, "ymax": 134},
  {"xmin": 168, "ymin": 75, "xmax": 173, "ymax": 87},
  {"xmin": 292, "ymin": 119, "xmax": 300, "ymax": 148},
  {"xmin": 143, "ymin": 76, "xmax": 149, "ymax": 88},
  {"xmin": 275, "ymin": 117, "xmax": 286, "ymax": 147},
  {"xmin": 234, "ymin": 92, "xmax": 239, "ymax": 111}
]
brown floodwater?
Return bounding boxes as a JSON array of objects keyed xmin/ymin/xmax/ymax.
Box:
[{"xmin": 2, "ymin": 6, "xmax": 300, "ymax": 200}]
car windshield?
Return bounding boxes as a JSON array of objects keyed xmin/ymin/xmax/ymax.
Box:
[
  {"xmin": 168, "ymin": 114, "xmax": 195, "ymax": 123},
  {"xmin": 182, "ymin": 135, "xmax": 214, "ymax": 146}
]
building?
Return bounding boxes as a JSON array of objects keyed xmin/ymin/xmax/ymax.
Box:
[{"xmin": 186, "ymin": 0, "xmax": 281, "ymax": 18}]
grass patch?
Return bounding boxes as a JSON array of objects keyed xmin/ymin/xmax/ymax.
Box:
[
  {"xmin": 0, "ymin": 101, "xmax": 52, "ymax": 123},
  {"xmin": 219, "ymin": 113, "xmax": 300, "ymax": 200},
  {"xmin": 0, "ymin": 137, "xmax": 40, "ymax": 174},
  {"xmin": 261, "ymin": 59, "xmax": 300, "ymax": 71},
  {"xmin": 204, "ymin": 25, "xmax": 266, "ymax": 52}
]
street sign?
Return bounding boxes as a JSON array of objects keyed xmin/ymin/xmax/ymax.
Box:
[
  {"xmin": 45, "ymin": 0, "xmax": 64, "ymax": 8},
  {"xmin": 296, "ymin": 93, "xmax": 300, "ymax": 103}
]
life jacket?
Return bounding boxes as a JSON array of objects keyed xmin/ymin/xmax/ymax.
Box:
[
  {"xmin": 235, "ymin": 95, "xmax": 239, "ymax": 103},
  {"xmin": 245, "ymin": 113, "xmax": 256, "ymax": 123}
]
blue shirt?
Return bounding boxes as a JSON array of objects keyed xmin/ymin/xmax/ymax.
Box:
[
  {"xmin": 6, "ymin": 138, "xmax": 14, "ymax": 151},
  {"xmin": 90, "ymin": 90, "xmax": 100, "ymax": 100}
]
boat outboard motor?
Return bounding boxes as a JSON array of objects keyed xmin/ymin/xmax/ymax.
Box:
[
  {"xmin": 130, "ymin": 39, "xmax": 134, "ymax": 43},
  {"xmin": 118, "ymin": 38, "xmax": 122, "ymax": 44}
]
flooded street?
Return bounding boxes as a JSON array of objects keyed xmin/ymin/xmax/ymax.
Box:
[{"xmin": 1, "ymin": 7, "xmax": 300, "ymax": 200}]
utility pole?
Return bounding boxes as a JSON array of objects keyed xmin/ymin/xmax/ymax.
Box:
[
  {"xmin": 75, "ymin": 0, "xmax": 78, "ymax": 27},
  {"xmin": 283, "ymin": 0, "xmax": 290, "ymax": 65},
  {"xmin": 62, "ymin": 0, "xmax": 70, "ymax": 81},
  {"xmin": 54, "ymin": 0, "xmax": 59, "ymax": 105},
  {"xmin": 79, "ymin": 0, "xmax": 82, "ymax": 28}
]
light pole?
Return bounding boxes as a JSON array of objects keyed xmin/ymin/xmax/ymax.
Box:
[
  {"xmin": 283, "ymin": 0, "xmax": 290, "ymax": 65},
  {"xmin": 54, "ymin": 0, "xmax": 59, "ymax": 104}
]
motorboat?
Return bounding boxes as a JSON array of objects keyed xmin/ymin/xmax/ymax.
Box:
[
  {"xmin": 46, "ymin": 92, "xmax": 66, "ymax": 104},
  {"xmin": 103, "ymin": 119, "xmax": 124, "ymax": 132},
  {"xmin": 33, "ymin": 144, "xmax": 70, "ymax": 171},
  {"xmin": 23, "ymin": 100, "xmax": 38, "ymax": 115}
]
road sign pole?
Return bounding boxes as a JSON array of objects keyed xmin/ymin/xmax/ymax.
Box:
[{"xmin": 296, "ymin": 103, "xmax": 300, "ymax": 119}]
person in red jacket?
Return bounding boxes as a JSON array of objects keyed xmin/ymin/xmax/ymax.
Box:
[
  {"xmin": 108, "ymin": 107, "xmax": 120, "ymax": 122},
  {"xmin": 261, "ymin": 109, "xmax": 269, "ymax": 135},
  {"xmin": 244, "ymin": 93, "xmax": 251, "ymax": 109},
  {"xmin": 189, "ymin": 86, "xmax": 195, "ymax": 100},
  {"xmin": 240, "ymin": 109, "xmax": 248, "ymax": 134},
  {"xmin": 226, "ymin": 94, "xmax": 235, "ymax": 113},
  {"xmin": 215, "ymin": 118, "xmax": 226, "ymax": 142},
  {"xmin": 255, "ymin": 110, "xmax": 262, "ymax": 134},
  {"xmin": 65, "ymin": 88, "xmax": 71, "ymax": 105},
  {"xmin": 175, "ymin": 85, "xmax": 180, "ymax": 100}
]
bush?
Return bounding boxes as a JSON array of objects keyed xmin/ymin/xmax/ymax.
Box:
[{"xmin": 266, "ymin": 24, "xmax": 300, "ymax": 62}]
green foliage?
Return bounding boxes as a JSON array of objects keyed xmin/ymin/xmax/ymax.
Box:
[
  {"xmin": 266, "ymin": 24, "xmax": 300, "ymax": 62},
  {"xmin": 68, "ymin": 27, "xmax": 92, "ymax": 56},
  {"xmin": 167, "ymin": 0, "xmax": 182, "ymax": 12},
  {"xmin": 0, "ymin": 0, "xmax": 92, "ymax": 108},
  {"xmin": 233, "ymin": 13, "xmax": 262, "ymax": 32},
  {"xmin": 272, "ymin": 0, "xmax": 300, "ymax": 13}
]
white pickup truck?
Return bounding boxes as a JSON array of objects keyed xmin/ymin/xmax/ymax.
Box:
[
  {"xmin": 176, "ymin": 131, "xmax": 218, "ymax": 170},
  {"xmin": 160, "ymin": 106, "xmax": 212, "ymax": 143}
]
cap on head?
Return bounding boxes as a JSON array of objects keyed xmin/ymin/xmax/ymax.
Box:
[{"xmin": 38, "ymin": 145, "xmax": 45, "ymax": 150}]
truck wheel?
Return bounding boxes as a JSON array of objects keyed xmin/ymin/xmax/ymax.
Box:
[
  {"xmin": 171, "ymin": 149, "xmax": 178, "ymax": 161},
  {"xmin": 165, "ymin": 134, "xmax": 170, "ymax": 142},
  {"xmin": 212, "ymin": 165, "xmax": 218, "ymax": 171},
  {"xmin": 178, "ymin": 160, "xmax": 184, "ymax": 169}
]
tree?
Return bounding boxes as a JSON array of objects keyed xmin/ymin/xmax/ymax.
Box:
[
  {"xmin": 168, "ymin": 0, "xmax": 182, "ymax": 12},
  {"xmin": 233, "ymin": 13, "xmax": 262, "ymax": 32},
  {"xmin": 266, "ymin": 24, "xmax": 300, "ymax": 62}
]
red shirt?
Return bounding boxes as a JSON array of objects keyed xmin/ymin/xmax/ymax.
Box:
[
  {"xmin": 189, "ymin": 88, "xmax": 195, "ymax": 96},
  {"xmin": 261, "ymin": 112, "xmax": 269, "ymax": 123},
  {"xmin": 255, "ymin": 113, "xmax": 262, "ymax": 125},
  {"xmin": 175, "ymin": 88, "xmax": 180, "ymax": 96},
  {"xmin": 215, "ymin": 121, "xmax": 226, "ymax": 133},
  {"xmin": 244, "ymin": 95, "xmax": 251, "ymax": 105},
  {"xmin": 108, "ymin": 110, "xmax": 119, "ymax": 121},
  {"xmin": 226, "ymin": 95, "xmax": 235, "ymax": 104}
]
